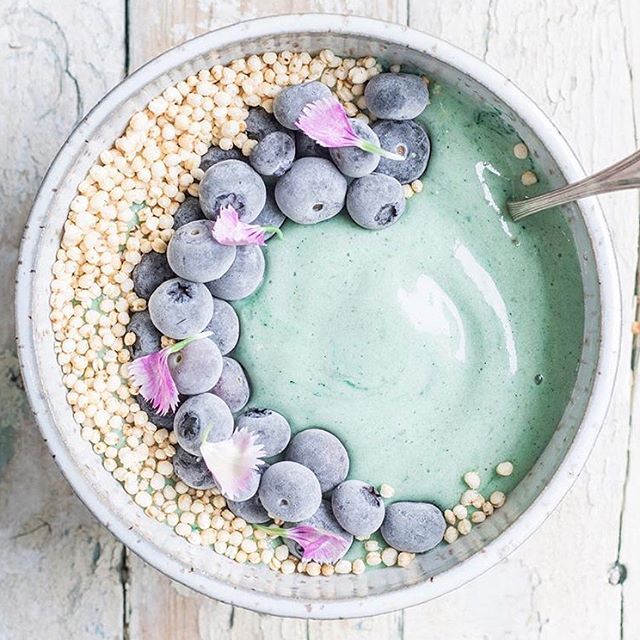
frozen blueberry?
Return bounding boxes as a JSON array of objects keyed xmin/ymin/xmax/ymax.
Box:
[
  {"xmin": 252, "ymin": 192, "xmax": 286, "ymax": 240},
  {"xmin": 172, "ymin": 445, "xmax": 218, "ymax": 490},
  {"xmin": 365, "ymin": 73, "xmax": 430, "ymax": 120},
  {"xmin": 168, "ymin": 338, "xmax": 223, "ymax": 395},
  {"xmin": 173, "ymin": 196, "xmax": 205, "ymax": 229},
  {"xmin": 148, "ymin": 278, "xmax": 213, "ymax": 339},
  {"xmin": 136, "ymin": 394, "xmax": 175, "ymax": 430},
  {"xmin": 210, "ymin": 357, "xmax": 250, "ymax": 413},
  {"xmin": 259, "ymin": 461, "xmax": 322, "ymax": 522},
  {"xmin": 173, "ymin": 393, "xmax": 233, "ymax": 455},
  {"xmin": 205, "ymin": 245, "xmax": 265, "ymax": 301},
  {"xmin": 331, "ymin": 480, "xmax": 385, "ymax": 537},
  {"xmin": 273, "ymin": 80, "xmax": 332, "ymax": 130},
  {"xmin": 227, "ymin": 492, "xmax": 270, "ymax": 524},
  {"xmin": 371, "ymin": 119, "xmax": 431, "ymax": 184},
  {"xmin": 249, "ymin": 131, "xmax": 295, "ymax": 177},
  {"xmin": 284, "ymin": 501, "xmax": 353, "ymax": 562},
  {"xmin": 346, "ymin": 173, "xmax": 406, "ymax": 230},
  {"xmin": 246, "ymin": 107, "xmax": 287, "ymax": 141},
  {"xmin": 295, "ymin": 130, "xmax": 331, "ymax": 159},
  {"xmin": 199, "ymin": 160, "xmax": 266, "ymax": 222},
  {"xmin": 200, "ymin": 145, "xmax": 243, "ymax": 172},
  {"xmin": 205, "ymin": 298, "xmax": 239, "ymax": 355},
  {"xmin": 329, "ymin": 119, "xmax": 380, "ymax": 178},
  {"xmin": 380, "ymin": 502, "xmax": 446, "ymax": 553},
  {"xmin": 275, "ymin": 158, "xmax": 347, "ymax": 224},
  {"xmin": 285, "ymin": 428, "xmax": 349, "ymax": 493},
  {"xmin": 132, "ymin": 251, "xmax": 174, "ymax": 299},
  {"xmin": 236, "ymin": 408, "xmax": 291, "ymax": 457},
  {"xmin": 127, "ymin": 311, "xmax": 162, "ymax": 358},
  {"xmin": 167, "ymin": 220, "xmax": 236, "ymax": 283}
]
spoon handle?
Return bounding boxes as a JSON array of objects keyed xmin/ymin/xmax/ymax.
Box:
[{"xmin": 508, "ymin": 149, "xmax": 640, "ymax": 221}]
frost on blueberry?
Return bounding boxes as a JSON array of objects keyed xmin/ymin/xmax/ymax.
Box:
[
  {"xmin": 371, "ymin": 119, "xmax": 431, "ymax": 184},
  {"xmin": 199, "ymin": 159, "xmax": 266, "ymax": 222},
  {"xmin": 173, "ymin": 393, "xmax": 233, "ymax": 455},
  {"xmin": 148, "ymin": 278, "xmax": 213, "ymax": 339},
  {"xmin": 210, "ymin": 357, "xmax": 250, "ymax": 413},
  {"xmin": 236, "ymin": 408, "xmax": 291, "ymax": 457},
  {"xmin": 364, "ymin": 73, "xmax": 430, "ymax": 120},
  {"xmin": 168, "ymin": 338, "xmax": 223, "ymax": 395}
]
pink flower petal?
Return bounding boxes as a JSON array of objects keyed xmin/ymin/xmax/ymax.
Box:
[
  {"xmin": 296, "ymin": 96, "xmax": 405, "ymax": 160},
  {"xmin": 128, "ymin": 331, "xmax": 212, "ymax": 416},
  {"xmin": 211, "ymin": 204, "xmax": 281, "ymax": 246},
  {"xmin": 128, "ymin": 349, "xmax": 178, "ymax": 416},
  {"xmin": 200, "ymin": 429, "xmax": 265, "ymax": 500},
  {"xmin": 296, "ymin": 96, "xmax": 361, "ymax": 148},
  {"xmin": 287, "ymin": 524, "xmax": 351, "ymax": 563},
  {"xmin": 255, "ymin": 524, "xmax": 351, "ymax": 564}
]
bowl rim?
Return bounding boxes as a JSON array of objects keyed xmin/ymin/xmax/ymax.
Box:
[{"xmin": 15, "ymin": 14, "xmax": 622, "ymax": 618}]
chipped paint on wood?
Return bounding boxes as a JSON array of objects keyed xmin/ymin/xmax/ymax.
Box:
[{"xmin": 2, "ymin": 0, "xmax": 640, "ymax": 637}]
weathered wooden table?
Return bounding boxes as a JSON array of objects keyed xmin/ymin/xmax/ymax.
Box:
[{"xmin": 2, "ymin": 1, "xmax": 639, "ymax": 638}]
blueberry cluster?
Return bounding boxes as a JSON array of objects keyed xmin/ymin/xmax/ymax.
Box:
[{"xmin": 127, "ymin": 71, "xmax": 444, "ymax": 560}]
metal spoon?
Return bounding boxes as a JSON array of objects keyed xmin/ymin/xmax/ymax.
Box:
[{"xmin": 508, "ymin": 149, "xmax": 640, "ymax": 221}]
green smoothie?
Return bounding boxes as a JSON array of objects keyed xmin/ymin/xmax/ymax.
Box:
[{"xmin": 233, "ymin": 81, "xmax": 584, "ymax": 508}]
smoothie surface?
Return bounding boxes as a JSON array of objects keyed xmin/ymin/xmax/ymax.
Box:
[{"xmin": 233, "ymin": 81, "xmax": 584, "ymax": 507}]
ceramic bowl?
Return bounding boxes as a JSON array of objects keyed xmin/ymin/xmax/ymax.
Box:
[{"xmin": 15, "ymin": 15, "xmax": 621, "ymax": 618}]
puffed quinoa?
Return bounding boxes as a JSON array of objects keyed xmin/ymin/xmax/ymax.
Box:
[
  {"xmin": 463, "ymin": 471, "xmax": 481, "ymax": 490},
  {"xmin": 335, "ymin": 559, "xmax": 352, "ymax": 574},
  {"xmin": 496, "ymin": 461, "xmax": 514, "ymax": 477},
  {"xmin": 352, "ymin": 559, "xmax": 366, "ymax": 575},
  {"xmin": 457, "ymin": 519, "xmax": 472, "ymax": 535},
  {"xmin": 452, "ymin": 504, "xmax": 467, "ymax": 520},
  {"xmin": 275, "ymin": 545, "xmax": 289, "ymax": 561},
  {"xmin": 460, "ymin": 489, "xmax": 480, "ymax": 507},
  {"xmin": 513, "ymin": 142, "xmax": 529, "ymax": 159},
  {"xmin": 521, "ymin": 170, "xmax": 538, "ymax": 186},
  {"xmin": 444, "ymin": 526, "xmax": 459, "ymax": 544},
  {"xmin": 381, "ymin": 548, "xmax": 398, "ymax": 567},
  {"xmin": 397, "ymin": 552, "xmax": 415, "ymax": 568},
  {"xmin": 364, "ymin": 540, "xmax": 380, "ymax": 552},
  {"xmin": 281, "ymin": 560, "xmax": 296, "ymax": 575},
  {"xmin": 490, "ymin": 491, "xmax": 506, "ymax": 508},
  {"xmin": 379, "ymin": 483, "xmax": 395, "ymax": 498},
  {"xmin": 444, "ymin": 509, "xmax": 456, "ymax": 525}
]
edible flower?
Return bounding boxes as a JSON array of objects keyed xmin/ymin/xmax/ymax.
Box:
[
  {"xmin": 200, "ymin": 429, "xmax": 265, "ymax": 500},
  {"xmin": 255, "ymin": 523, "xmax": 351, "ymax": 563},
  {"xmin": 128, "ymin": 331, "xmax": 212, "ymax": 415},
  {"xmin": 296, "ymin": 96, "xmax": 404, "ymax": 160},
  {"xmin": 212, "ymin": 204, "xmax": 283, "ymax": 246}
]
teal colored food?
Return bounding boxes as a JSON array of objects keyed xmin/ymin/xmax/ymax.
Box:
[{"xmin": 233, "ymin": 81, "xmax": 585, "ymax": 509}]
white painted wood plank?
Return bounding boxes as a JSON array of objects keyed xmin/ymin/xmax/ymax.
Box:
[
  {"xmin": 405, "ymin": 1, "xmax": 639, "ymax": 638},
  {"xmin": 0, "ymin": 1, "xmax": 127, "ymax": 639},
  {"xmin": 127, "ymin": 0, "xmax": 408, "ymax": 71},
  {"xmin": 617, "ymin": 5, "xmax": 640, "ymax": 639}
]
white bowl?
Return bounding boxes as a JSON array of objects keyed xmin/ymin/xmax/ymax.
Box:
[{"xmin": 15, "ymin": 15, "xmax": 621, "ymax": 618}]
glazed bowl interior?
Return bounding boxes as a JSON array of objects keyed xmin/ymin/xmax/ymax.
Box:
[{"xmin": 16, "ymin": 16, "xmax": 620, "ymax": 618}]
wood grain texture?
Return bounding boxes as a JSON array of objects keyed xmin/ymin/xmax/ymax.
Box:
[
  {"xmin": 127, "ymin": 0, "xmax": 407, "ymax": 71},
  {"xmin": 2, "ymin": 1, "xmax": 640, "ymax": 638},
  {"xmin": 0, "ymin": 2, "xmax": 127, "ymax": 639},
  {"xmin": 405, "ymin": 1, "xmax": 640, "ymax": 638}
]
